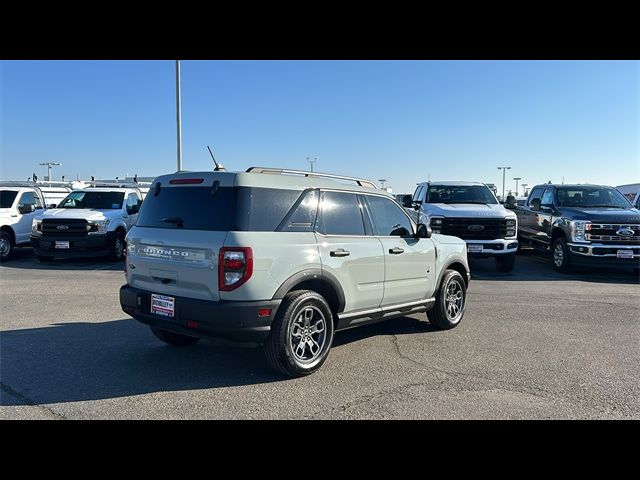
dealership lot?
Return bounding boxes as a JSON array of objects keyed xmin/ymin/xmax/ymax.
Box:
[{"xmin": 1, "ymin": 249, "xmax": 638, "ymax": 419}]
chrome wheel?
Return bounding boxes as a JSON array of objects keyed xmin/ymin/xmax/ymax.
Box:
[
  {"xmin": 554, "ymin": 243, "xmax": 564, "ymax": 267},
  {"xmin": 445, "ymin": 279, "xmax": 464, "ymax": 322},
  {"xmin": 114, "ymin": 238, "xmax": 124, "ymax": 259},
  {"xmin": 289, "ymin": 306, "xmax": 327, "ymax": 362},
  {"xmin": 0, "ymin": 237, "xmax": 10, "ymax": 257}
]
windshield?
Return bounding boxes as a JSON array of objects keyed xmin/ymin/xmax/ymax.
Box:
[
  {"xmin": 426, "ymin": 185, "xmax": 498, "ymax": 205},
  {"xmin": 556, "ymin": 187, "xmax": 632, "ymax": 208},
  {"xmin": 0, "ymin": 190, "xmax": 19, "ymax": 208},
  {"xmin": 58, "ymin": 191, "xmax": 125, "ymax": 209}
]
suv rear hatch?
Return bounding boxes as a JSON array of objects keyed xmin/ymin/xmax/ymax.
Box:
[{"xmin": 125, "ymin": 173, "xmax": 237, "ymax": 302}]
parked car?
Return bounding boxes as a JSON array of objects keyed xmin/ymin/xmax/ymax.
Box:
[
  {"xmin": 403, "ymin": 181, "xmax": 518, "ymax": 272},
  {"xmin": 119, "ymin": 167, "xmax": 471, "ymax": 377},
  {"xmin": 0, "ymin": 182, "xmax": 71, "ymax": 261},
  {"xmin": 31, "ymin": 185, "xmax": 144, "ymax": 261},
  {"xmin": 515, "ymin": 183, "xmax": 640, "ymax": 272}
]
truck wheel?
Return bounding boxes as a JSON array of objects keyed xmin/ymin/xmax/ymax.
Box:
[
  {"xmin": 495, "ymin": 253, "xmax": 516, "ymax": 272},
  {"xmin": 264, "ymin": 289, "xmax": 335, "ymax": 377},
  {"xmin": 552, "ymin": 237, "xmax": 572, "ymax": 273},
  {"xmin": 110, "ymin": 231, "xmax": 125, "ymax": 261},
  {"xmin": 151, "ymin": 326, "xmax": 201, "ymax": 346},
  {"xmin": 36, "ymin": 255, "xmax": 54, "ymax": 262},
  {"xmin": 427, "ymin": 269, "xmax": 467, "ymax": 330},
  {"xmin": 0, "ymin": 231, "xmax": 13, "ymax": 261}
]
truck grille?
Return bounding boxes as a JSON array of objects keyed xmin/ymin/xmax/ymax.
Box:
[
  {"xmin": 441, "ymin": 218, "xmax": 508, "ymax": 240},
  {"xmin": 586, "ymin": 224, "xmax": 640, "ymax": 244},
  {"xmin": 42, "ymin": 219, "xmax": 88, "ymax": 237}
]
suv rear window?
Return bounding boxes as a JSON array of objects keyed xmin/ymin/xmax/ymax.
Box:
[{"xmin": 136, "ymin": 186, "xmax": 304, "ymax": 232}]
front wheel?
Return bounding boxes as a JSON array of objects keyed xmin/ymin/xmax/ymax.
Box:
[
  {"xmin": 264, "ymin": 289, "xmax": 335, "ymax": 377},
  {"xmin": 427, "ymin": 269, "xmax": 467, "ymax": 330},
  {"xmin": 552, "ymin": 237, "xmax": 572, "ymax": 273},
  {"xmin": 0, "ymin": 231, "xmax": 14, "ymax": 262},
  {"xmin": 110, "ymin": 231, "xmax": 125, "ymax": 261},
  {"xmin": 495, "ymin": 253, "xmax": 516, "ymax": 272}
]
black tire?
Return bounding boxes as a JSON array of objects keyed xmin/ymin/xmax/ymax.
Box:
[
  {"xmin": 36, "ymin": 255, "xmax": 54, "ymax": 262},
  {"xmin": 495, "ymin": 253, "xmax": 516, "ymax": 272},
  {"xmin": 0, "ymin": 231, "xmax": 14, "ymax": 262},
  {"xmin": 427, "ymin": 269, "xmax": 467, "ymax": 330},
  {"xmin": 552, "ymin": 237, "xmax": 572, "ymax": 273},
  {"xmin": 110, "ymin": 231, "xmax": 125, "ymax": 261},
  {"xmin": 151, "ymin": 326, "xmax": 201, "ymax": 346},
  {"xmin": 264, "ymin": 289, "xmax": 335, "ymax": 377}
]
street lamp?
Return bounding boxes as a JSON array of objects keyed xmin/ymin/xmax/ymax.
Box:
[
  {"xmin": 307, "ymin": 156, "xmax": 317, "ymax": 172},
  {"xmin": 521, "ymin": 183, "xmax": 528, "ymax": 197},
  {"xmin": 39, "ymin": 162, "xmax": 62, "ymax": 186},
  {"xmin": 513, "ymin": 177, "xmax": 522, "ymax": 197},
  {"xmin": 497, "ymin": 166, "xmax": 511, "ymax": 202},
  {"xmin": 379, "ymin": 179, "xmax": 387, "ymax": 189}
]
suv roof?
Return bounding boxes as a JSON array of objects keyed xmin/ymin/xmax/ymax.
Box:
[
  {"xmin": 154, "ymin": 168, "xmax": 387, "ymax": 197},
  {"xmin": 530, "ymin": 184, "xmax": 613, "ymax": 189},
  {"xmin": 418, "ymin": 181, "xmax": 487, "ymax": 187}
]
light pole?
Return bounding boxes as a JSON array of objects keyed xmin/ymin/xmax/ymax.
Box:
[
  {"xmin": 176, "ymin": 60, "xmax": 183, "ymax": 172},
  {"xmin": 513, "ymin": 177, "xmax": 522, "ymax": 197},
  {"xmin": 497, "ymin": 166, "xmax": 511, "ymax": 202},
  {"xmin": 39, "ymin": 162, "xmax": 62, "ymax": 186},
  {"xmin": 521, "ymin": 183, "xmax": 528, "ymax": 197},
  {"xmin": 307, "ymin": 156, "xmax": 317, "ymax": 172},
  {"xmin": 379, "ymin": 179, "xmax": 387, "ymax": 189}
]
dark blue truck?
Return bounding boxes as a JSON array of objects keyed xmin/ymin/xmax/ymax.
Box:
[{"xmin": 514, "ymin": 184, "xmax": 640, "ymax": 272}]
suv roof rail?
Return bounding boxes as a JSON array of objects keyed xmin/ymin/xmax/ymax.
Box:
[{"xmin": 246, "ymin": 167, "xmax": 379, "ymax": 189}]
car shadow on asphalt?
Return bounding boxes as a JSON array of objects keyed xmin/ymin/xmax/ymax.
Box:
[
  {"xmin": 469, "ymin": 252, "xmax": 639, "ymax": 284},
  {"xmin": 0, "ymin": 315, "xmax": 432, "ymax": 405},
  {"xmin": 0, "ymin": 248, "xmax": 123, "ymax": 271}
]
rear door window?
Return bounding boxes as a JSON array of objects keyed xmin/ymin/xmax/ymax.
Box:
[{"xmin": 316, "ymin": 191, "xmax": 366, "ymax": 236}]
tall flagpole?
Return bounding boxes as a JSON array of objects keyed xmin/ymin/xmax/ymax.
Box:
[{"xmin": 176, "ymin": 60, "xmax": 183, "ymax": 172}]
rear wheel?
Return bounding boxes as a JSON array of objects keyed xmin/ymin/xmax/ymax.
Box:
[
  {"xmin": 264, "ymin": 290, "xmax": 335, "ymax": 377},
  {"xmin": 495, "ymin": 253, "xmax": 516, "ymax": 272},
  {"xmin": 552, "ymin": 237, "xmax": 572, "ymax": 273},
  {"xmin": 427, "ymin": 270, "xmax": 467, "ymax": 330},
  {"xmin": 0, "ymin": 231, "xmax": 13, "ymax": 261},
  {"xmin": 110, "ymin": 231, "xmax": 125, "ymax": 261},
  {"xmin": 151, "ymin": 326, "xmax": 201, "ymax": 346}
]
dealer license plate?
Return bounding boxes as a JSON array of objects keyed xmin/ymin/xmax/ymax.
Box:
[
  {"xmin": 151, "ymin": 294, "xmax": 175, "ymax": 317},
  {"xmin": 467, "ymin": 244, "xmax": 483, "ymax": 253},
  {"xmin": 55, "ymin": 241, "xmax": 70, "ymax": 249},
  {"xmin": 617, "ymin": 250, "xmax": 633, "ymax": 259}
]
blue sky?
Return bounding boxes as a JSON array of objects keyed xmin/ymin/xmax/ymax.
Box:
[{"xmin": 1, "ymin": 60, "xmax": 638, "ymax": 196}]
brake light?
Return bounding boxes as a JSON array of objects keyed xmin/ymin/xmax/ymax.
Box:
[
  {"xmin": 218, "ymin": 247, "xmax": 253, "ymax": 291},
  {"xmin": 169, "ymin": 178, "xmax": 204, "ymax": 185}
]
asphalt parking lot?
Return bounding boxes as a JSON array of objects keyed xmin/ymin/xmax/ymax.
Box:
[{"xmin": 1, "ymin": 248, "xmax": 639, "ymax": 419}]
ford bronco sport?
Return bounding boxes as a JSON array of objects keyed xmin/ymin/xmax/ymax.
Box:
[{"xmin": 119, "ymin": 167, "xmax": 470, "ymax": 377}]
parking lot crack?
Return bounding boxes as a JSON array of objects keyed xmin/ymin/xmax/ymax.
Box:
[{"xmin": 1, "ymin": 383, "xmax": 66, "ymax": 420}]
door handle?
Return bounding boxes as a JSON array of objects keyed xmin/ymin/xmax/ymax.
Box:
[
  {"xmin": 389, "ymin": 247, "xmax": 404, "ymax": 254},
  {"xmin": 330, "ymin": 249, "xmax": 350, "ymax": 257}
]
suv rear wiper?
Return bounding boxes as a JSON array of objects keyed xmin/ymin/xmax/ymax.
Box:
[{"xmin": 160, "ymin": 217, "xmax": 184, "ymax": 228}]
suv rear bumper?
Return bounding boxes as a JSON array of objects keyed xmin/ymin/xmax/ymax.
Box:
[
  {"xmin": 465, "ymin": 239, "xmax": 518, "ymax": 258},
  {"xmin": 120, "ymin": 285, "xmax": 281, "ymax": 343},
  {"xmin": 31, "ymin": 232, "xmax": 116, "ymax": 258}
]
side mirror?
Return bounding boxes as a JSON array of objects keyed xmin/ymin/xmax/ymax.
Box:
[
  {"xmin": 530, "ymin": 198, "xmax": 541, "ymax": 212},
  {"xmin": 48, "ymin": 204, "xmax": 57, "ymax": 209},
  {"xmin": 415, "ymin": 223, "xmax": 432, "ymax": 239},
  {"xmin": 402, "ymin": 195, "xmax": 413, "ymax": 208},
  {"xmin": 18, "ymin": 204, "xmax": 35, "ymax": 214},
  {"xmin": 506, "ymin": 195, "xmax": 516, "ymax": 209},
  {"xmin": 127, "ymin": 204, "xmax": 139, "ymax": 215}
]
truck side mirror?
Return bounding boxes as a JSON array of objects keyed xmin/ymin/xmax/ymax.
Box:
[
  {"xmin": 402, "ymin": 195, "xmax": 413, "ymax": 208},
  {"xmin": 415, "ymin": 223, "xmax": 432, "ymax": 239},
  {"xmin": 48, "ymin": 204, "xmax": 57, "ymax": 209},
  {"xmin": 18, "ymin": 204, "xmax": 35, "ymax": 214},
  {"xmin": 530, "ymin": 198, "xmax": 541, "ymax": 212},
  {"xmin": 506, "ymin": 195, "xmax": 516, "ymax": 209}
]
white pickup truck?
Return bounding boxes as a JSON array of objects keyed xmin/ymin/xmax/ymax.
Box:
[{"xmin": 0, "ymin": 183, "xmax": 71, "ymax": 261}]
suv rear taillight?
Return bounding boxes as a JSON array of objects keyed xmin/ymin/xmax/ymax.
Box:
[{"xmin": 218, "ymin": 247, "xmax": 253, "ymax": 291}]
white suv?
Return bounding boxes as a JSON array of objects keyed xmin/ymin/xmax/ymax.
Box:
[
  {"xmin": 404, "ymin": 181, "xmax": 518, "ymax": 272},
  {"xmin": 119, "ymin": 167, "xmax": 471, "ymax": 377},
  {"xmin": 31, "ymin": 186, "xmax": 144, "ymax": 261}
]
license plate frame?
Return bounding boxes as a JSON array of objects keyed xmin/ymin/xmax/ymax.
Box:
[
  {"xmin": 55, "ymin": 241, "xmax": 70, "ymax": 249},
  {"xmin": 467, "ymin": 244, "xmax": 483, "ymax": 253},
  {"xmin": 616, "ymin": 249, "xmax": 633, "ymax": 259},
  {"xmin": 151, "ymin": 294, "xmax": 175, "ymax": 318}
]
